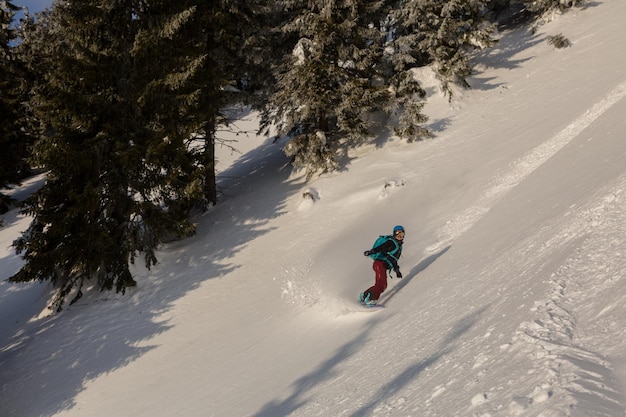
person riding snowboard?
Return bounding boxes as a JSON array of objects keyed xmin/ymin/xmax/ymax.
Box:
[{"xmin": 360, "ymin": 225, "xmax": 405, "ymax": 306}]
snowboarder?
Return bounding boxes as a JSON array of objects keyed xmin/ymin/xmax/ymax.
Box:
[{"xmin": 360, "ymin": 225, "xmax": 404, "ymax": 306}]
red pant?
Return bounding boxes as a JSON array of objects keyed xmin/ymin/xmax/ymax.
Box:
[{"xmin": 365, "ymin": 260, "xmax": 388, "ymax": 301}]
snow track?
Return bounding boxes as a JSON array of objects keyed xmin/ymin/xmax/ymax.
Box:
[
  {"xmin": 463, "ymin": 174, "xmax": 626, "ymax": 417},
  {"xmin": 511, "ymin": 175, "xmax": 626, "ymax": 416},
  {"xmin": 428, "ymin": 80, "xmax": 626, "ymax": 255}
]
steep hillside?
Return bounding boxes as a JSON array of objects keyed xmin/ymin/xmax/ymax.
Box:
[{"xmin": 1, "ymin": 2, "xmax": 626, "ymax": 416}]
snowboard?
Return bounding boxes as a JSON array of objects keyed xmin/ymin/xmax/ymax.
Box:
[
  {"xmin": 361, "ymin": 303, "xmax": 384, "ymax": 310},
  {"xmin": 358, "ymin": 296, "xmax": 385, "ymax": 309}
]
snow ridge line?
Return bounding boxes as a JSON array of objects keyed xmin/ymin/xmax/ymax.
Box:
[{"xmin": 427, "ymin": 80, "xmax": 626, "ymax": 254}]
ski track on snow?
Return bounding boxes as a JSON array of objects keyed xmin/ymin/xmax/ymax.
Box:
[{"xmin": 427, "ymin": 80, "xmax": 626, "ymax": 255}]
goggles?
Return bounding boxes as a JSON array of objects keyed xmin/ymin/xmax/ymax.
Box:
[{"xmin": 394, "ymin": 231, "xmax": 405, "ymax": 239}]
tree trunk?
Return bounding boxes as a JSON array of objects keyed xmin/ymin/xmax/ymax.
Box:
[{"xmin": 203, "ymin": 132, "xmax": 217, "ymax": 207}]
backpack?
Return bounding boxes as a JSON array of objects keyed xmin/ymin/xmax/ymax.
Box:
[{"xmin": 369, "ymin": 235, "xmax": 400, "ymax": 263}]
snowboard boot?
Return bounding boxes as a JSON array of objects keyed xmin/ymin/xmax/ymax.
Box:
[
  {"xmin": 364, "ymin": 295, "xmax": 377, "ymax": 307},
  {"xmin": 360, "ymin": 292, "xmax": 376, "ymax": 306}
]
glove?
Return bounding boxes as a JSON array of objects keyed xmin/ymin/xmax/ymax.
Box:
[
  {"xmin": 364, "ymin": 250, "xmax": 373, "ymax": 257},
  {"xmin": 394, "ymin": 267, "xmax": 402, "ymax": 279}
]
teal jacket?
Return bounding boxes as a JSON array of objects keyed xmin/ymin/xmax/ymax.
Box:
[{"xmin": 368, "ymin": 236, "xmax": 403, "ymax": 271}]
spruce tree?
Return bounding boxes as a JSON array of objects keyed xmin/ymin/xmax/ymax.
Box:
[
  {"xmin": 11, "ymin": 0, "xmax": 214, "ymax": 310},
  {"xmin": 391, "ymin": 0, "xmax": 497, "ymax": 97},
  {"xmin": 165, "ymin": 0, "xmax": 275, "ymax": 206},
  {"xmin": 0, "ymin": 0, "xmax": 31, "ymax": 217},
  {"xmin": 193, "ymin": 0, "xmax": 274, "ymax": 206},
  {"xmin": 261, "ymin": 0, "xmax": 394, "ymax": 179},
  {"xmin": 523, "ymin": 0, "xmax": 584, "ymax": 17}
]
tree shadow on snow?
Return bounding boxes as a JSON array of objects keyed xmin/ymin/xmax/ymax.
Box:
[
  {"xmin": 250, "ymin": 316, "xmax": 386, "ymax": 417},
  {"xmin": 249, "ymin": 300, "xmax": 487, "ymax": 417},
  {"xmin": 347, "ymin": 305, "xmax": 489, "ymax": 417},
  {"xmin": 381, "ymin": 246, "xmax": 450, "ymax": 306},
  {"xmin": 469, "ymin": 26, "xmax": 545, "ymax": 91},
  {"xmin": 0, "ymin": 135, "xmax": 301, "ymax": 417}
]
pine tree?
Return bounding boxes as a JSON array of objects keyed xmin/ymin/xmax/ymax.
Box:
[
  {"xmin": 391, "ymin": 0, "xmax": 497, "ymax": 98},
  {"xmin": 11, "ymin": 0, "xmax": 215, "ymax": 310},
  {"xmin": 261, "ymin": 0, "xmax": 394, "ymax": 179},
  {"xmin": 0, "ymin": 0, "xmax": 32, "ymax": 217},
  {"xmin": 193, "ymin": 0, "xmax": 275, "ymax": 206},
  {"xmin": 131, "ymin": 1, "xmax": 216, "ymax": 210},
  {"xmin": 523, "ymin": 0, "xmax": 584, "ymax": 17},
  {"xmin": 390, "ymin": 71, "xmax": 430, "ymax": 141}
]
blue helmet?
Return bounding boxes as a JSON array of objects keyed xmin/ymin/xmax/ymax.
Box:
[{"xmin": 393, "ymin": 225, "xmax": 405, "ymax": 234}]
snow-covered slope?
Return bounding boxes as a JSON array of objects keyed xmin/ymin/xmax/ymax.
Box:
[{"xmin": 2, "ymin": 2, "xmax": 626, "ymax": 416}]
